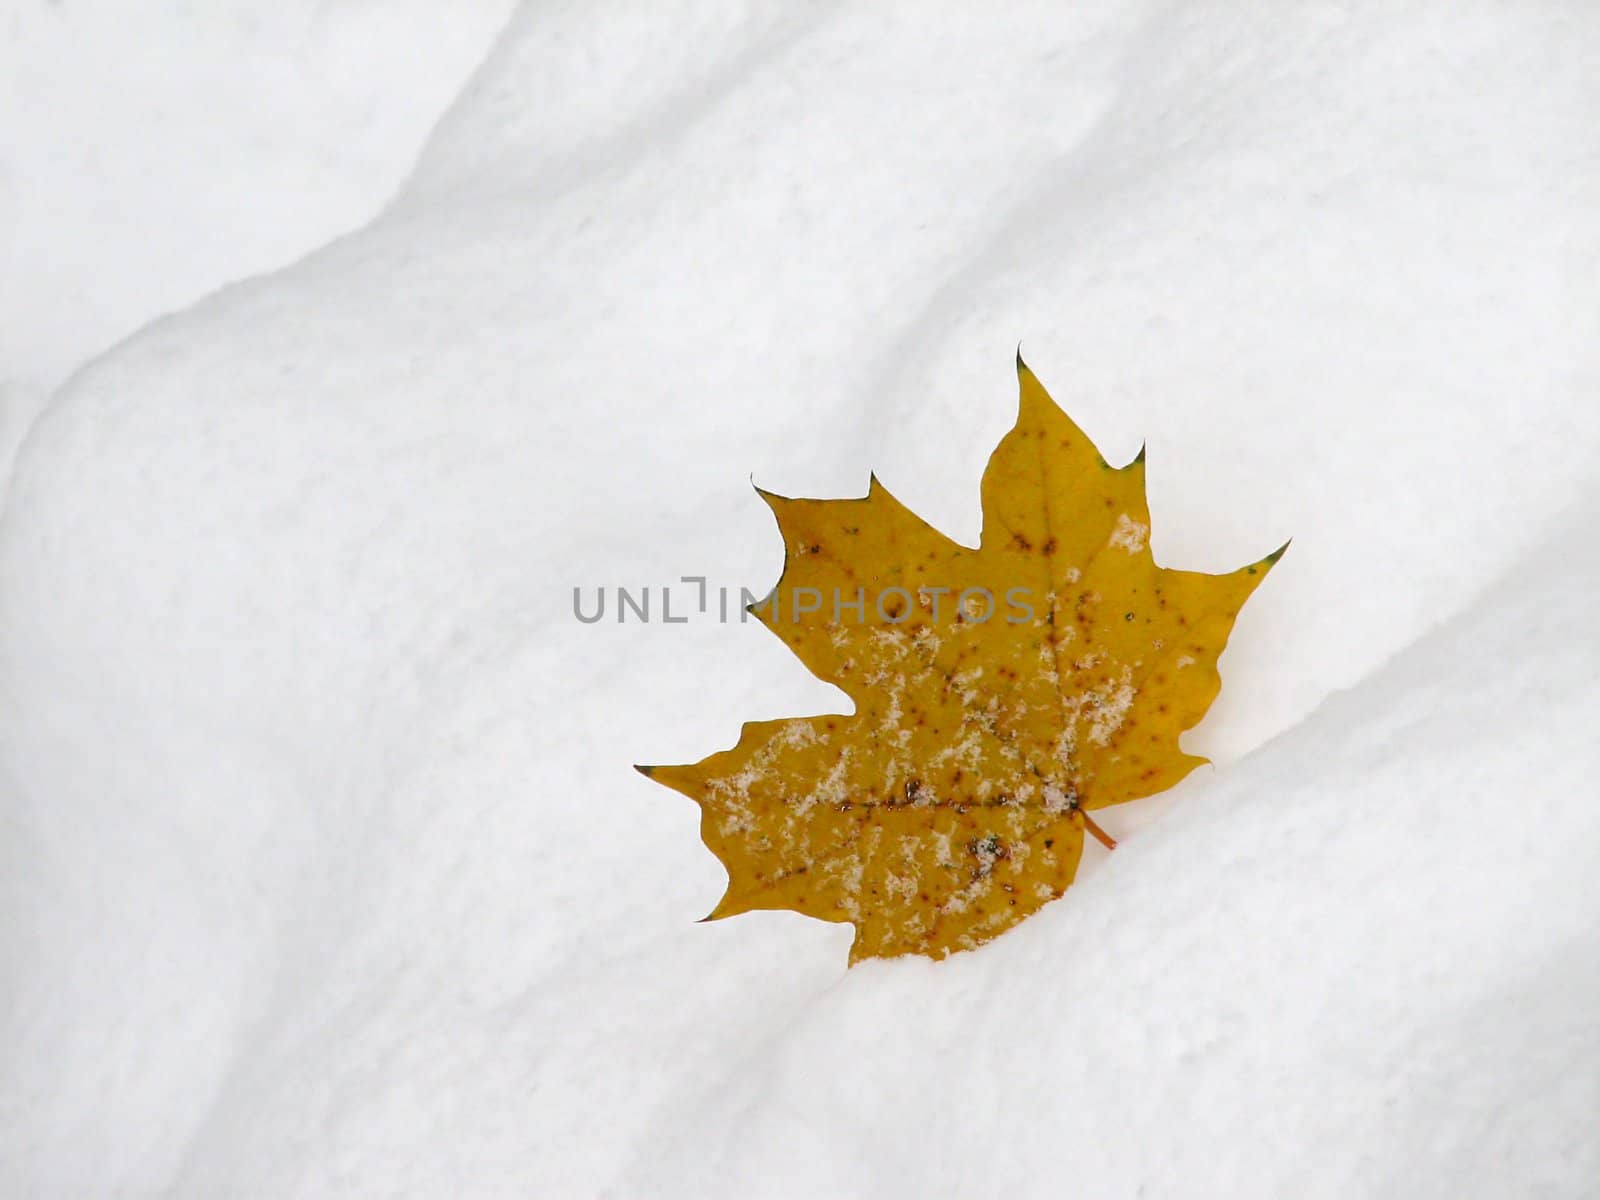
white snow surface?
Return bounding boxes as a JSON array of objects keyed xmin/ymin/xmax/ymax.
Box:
[
  {"xmin": 0, "ymin": 0, "xmax": 513, "ymax": 459},
  {"xmin": 3, "ymin": 4, "xmax": 1599, "ymax": 1196}
]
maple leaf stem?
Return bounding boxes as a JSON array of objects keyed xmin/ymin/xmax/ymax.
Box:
[{"xmin": 1080, "ymin": 810, "xmax": 1117, "ymax": 851}]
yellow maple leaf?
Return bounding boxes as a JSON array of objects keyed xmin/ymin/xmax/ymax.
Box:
[{"xmin": 639, "ymin": 355, "xmax": 1284, "ymax": 964}]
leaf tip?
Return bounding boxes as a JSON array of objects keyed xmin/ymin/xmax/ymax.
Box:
[
  {"xmin": 750, "ymin": 474, "xmax": 780, "ymax": 504},
  {"xmin": 702, "ymin": 889, "xmax": 747, "ymax": 922},
  {"xmin": 1015, "ymin": 343, "xmax": 1034, "ymax": 380}
]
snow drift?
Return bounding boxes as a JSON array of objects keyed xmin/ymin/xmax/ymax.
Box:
[{"xmin": 3, "ymin": 3, "xmax": 1597, "ymax": 1196}]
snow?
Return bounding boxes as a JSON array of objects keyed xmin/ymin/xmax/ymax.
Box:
[
  {"xmin": 0, "ymin": 0, "xmax": 513, "ymax": 458},
  {"xmin": 3, "ymin": 3, "xmax": 1598, "ymax": 1196}
]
